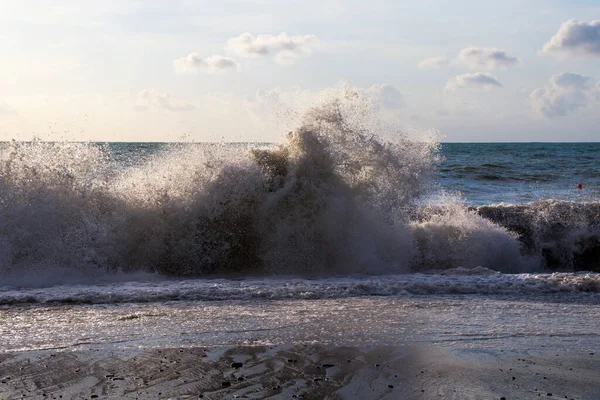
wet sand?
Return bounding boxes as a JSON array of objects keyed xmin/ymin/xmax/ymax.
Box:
[{"xmin": 1, "ymin": 345, "xmax": 599, "ymax": 399}]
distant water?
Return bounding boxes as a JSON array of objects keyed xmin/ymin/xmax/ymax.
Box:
[{"xmin": 439, "ymin": 142, "xmax": 600, "ymax": 205}]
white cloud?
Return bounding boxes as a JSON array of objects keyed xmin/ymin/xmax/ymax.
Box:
[
  {"xmin": 243, "ymin": 86, "xmax": 317, "ymax": 123},
  {"xmin": 445, "ymin": 73, "xmax": 502, "ymax": 91},
  {"xmin": 542, "ymin": 20, "xmax": 600, "ymax": 56},
  {"xmin": 455, "ymin": 47, "xmax": 519, "ymax": 70},
  {"xmin": 135, "ymin": 89, "xmax": 196, "ymax": 112},
  {"xmin": 530, "ymin": 73, "xmax": 597, "ymax": 118},
  {"xmin": 368, "ymin": 84, "xmax": 404, "ymax": 109},
  {"xmin": 550, "ymin": 72, "xmax": 591, "ymax": 89},
  {"xmin": 173, "ymin": 53, "xmax": 239, "ymax": 74},
  {"xmin": 418, "ymin": 56, "xmax": 448, "ymax": 69},
  {"xmin": 226, "ymin": 32, "xmax": 322, "ymax": 65}
]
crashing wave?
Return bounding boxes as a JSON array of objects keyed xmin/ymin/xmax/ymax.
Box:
[{"xmin": 0, "ymin": 90, "xmax": 592, "ymax": 283}]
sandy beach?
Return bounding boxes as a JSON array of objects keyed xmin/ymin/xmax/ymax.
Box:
[
  {"xmin": 2, "ymin": 292, "xmax": 599, "ymax": 400},
  {"xmin": 1, "ymin": 344, "xmax": 599, "ymax": 399}
]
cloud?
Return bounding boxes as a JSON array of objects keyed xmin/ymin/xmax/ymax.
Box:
[
  {"xmin": 226, "ymin": 32, "xmax": 322, "ymax": 65},
  {"xmin": 243, "ymin": 83, "xmax": 406, "ymax": 128},
  {"xmin": 135, "ymin": 89, "xmax": 196, "ymax": 112},
  {"xmin": 541, "ymin": 19, "xmax": 600, "ymax": 56},
  {"xmin": 550, "ymin": 72, "xmax": 591, "ymax": 89},
  {"xmin": 368, "ymin": 84, "xmax": 404, "ymax": 109},
  {"xmin": 455, "ymin": 47, "xmax": 519, "ymax": 70},
  {"xmin": 530, "ymin": 73, "xmax": 596, "ymax": 118},
  {"xmin": 243, "ymin": 86, "xmax": 317, "ymax": 124},
  {"xmin": 418, "ymin": 56, "xmax": 448, "ymax": 69},
  {"xmin": 445, "ymin": 73, "xmax": 502, "ymax": 91},
  {"xmin": 173, "ymin": 53, "xmax": 239, "ymax": 74}
]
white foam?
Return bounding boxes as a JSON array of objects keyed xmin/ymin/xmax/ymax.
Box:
[{"xmin": 1, "ymin": 270, "xmax": 598, "ymax": 305}]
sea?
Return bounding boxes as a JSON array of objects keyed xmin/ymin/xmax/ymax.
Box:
[{"xmin": 0, "ymin": 99, "xmax": 599, "ymax": 359}]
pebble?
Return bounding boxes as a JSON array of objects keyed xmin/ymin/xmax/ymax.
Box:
[{"xmin": 231, "ymin": 362, "xmax": 243, "ymax": 369}]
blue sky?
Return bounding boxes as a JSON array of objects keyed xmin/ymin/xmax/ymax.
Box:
[{"xmin": 0, "ymin": 0, "xmax": 599, "ymax": 142}]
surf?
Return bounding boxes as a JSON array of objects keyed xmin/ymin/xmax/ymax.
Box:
[{"xmin": 0, "ymin": 90, "xmax": 596, "ymax": 285}]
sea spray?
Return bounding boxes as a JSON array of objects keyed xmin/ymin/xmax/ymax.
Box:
[
  {"xmin": 476, "ymin": 201, "xmax": 600, "ymax": 271},
  {"xmin": 411, "ymin": 197, "xmax": 529, "ymax": 273},
  {"xmin": 0, "ymin": 91, "xmax": 560, "ymax": 282}
]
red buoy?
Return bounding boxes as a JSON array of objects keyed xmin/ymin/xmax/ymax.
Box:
[{"xmin": 578, "ymin": 183, "xmax": 583, "ymax": 190}]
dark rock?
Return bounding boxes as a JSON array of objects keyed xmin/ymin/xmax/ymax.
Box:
[
  {"xmin": 222, "ymin": 381, "xmax": 231, "ymax": 388},
  {"xmin": 388, "ymin": 385, "xmax": 394, "ymax": 388},
  {"xmin": 105, "ymin": 374, "xmax": 114, "ymax": 378},
  {"xmin": 321, "ymin": 364, "xmax": 335, "ymax": 368},
  {"xmin": 313, "ymin": 378, "xmax": 323, "ymax": 382},
  {"xmin": 231, "ymin": 362, "xmax": 243, "ymax": 369}
]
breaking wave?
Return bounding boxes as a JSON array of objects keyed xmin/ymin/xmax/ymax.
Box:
[
  {"xmin": 0, "ymin": 90, "xmax": 597, "ymax": 285},
  {"xmin": 1, "ymin": 270, "xmax": 599, "ymax": 305}
]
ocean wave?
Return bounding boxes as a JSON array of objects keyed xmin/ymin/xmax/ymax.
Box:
[
  {"xmin": 475, "ymin": 200, "xmax": 600, "ymax": 272},
  {"xmin": 0, "ymin": 270, "xmax": 598, "ymax": 305},
  {"xmin": 0, "ymin": 91, "xmax": 597, "ymax": 284}
]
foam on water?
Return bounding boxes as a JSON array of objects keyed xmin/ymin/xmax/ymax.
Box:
[
  {"xmin": 0, "ymin": 270, "xmax": 598, "ymax": 305},
  {"xmin": 0, "ymin": 90, "xmax": 597, "ymax": 286}
]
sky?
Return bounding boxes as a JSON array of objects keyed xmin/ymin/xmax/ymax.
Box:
[{"xmin": 0, "ymin": 0, "xmax": 599, "ymax": 142}]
